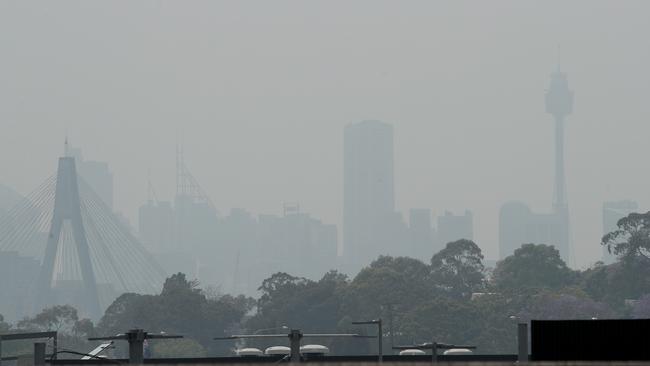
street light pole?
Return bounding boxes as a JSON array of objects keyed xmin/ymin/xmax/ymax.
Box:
[{"xmin": 352, "ymin": 319, "xmax": 383, "ymax": 363}]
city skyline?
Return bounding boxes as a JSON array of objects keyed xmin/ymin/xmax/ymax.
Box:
[
  {"xmin": 2, "ymin": 1, "xmax": 650, "ymax": 267},
  {"xmin": 1, "ymin": 111, "xmax": 641, "ymax": 268}
]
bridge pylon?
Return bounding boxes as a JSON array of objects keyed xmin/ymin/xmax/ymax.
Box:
[{"xmin": 35, "ymin": 157, "xmax": 101, "ymax": 319}]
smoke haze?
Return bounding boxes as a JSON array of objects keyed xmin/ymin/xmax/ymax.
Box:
[{"xmin": 1, "ymin": 1, "xmax": 650, "ymax": 266}]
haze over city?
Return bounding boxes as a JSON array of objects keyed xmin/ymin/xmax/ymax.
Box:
[
  {"xmin": 2, "ymin": 2, "xmax": 650, "ymax": 269},
  {"xmin": 4, "ymin": 1, "xmax": 650, "ymax": 362}
]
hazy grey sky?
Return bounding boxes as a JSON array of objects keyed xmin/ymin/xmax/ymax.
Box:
[{"xmin": 1, "ymin": 1, "xmax": 649, "ymax": 267}]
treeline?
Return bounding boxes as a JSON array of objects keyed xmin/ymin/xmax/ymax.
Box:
[{"xmin": 3, "ymin": 212, "xmax": 650, "ymax": 357}]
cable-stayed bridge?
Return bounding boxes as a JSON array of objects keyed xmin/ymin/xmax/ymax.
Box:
[{"xmin": 0, "ymin": 156, "xmax": 166, "ymax": 320}]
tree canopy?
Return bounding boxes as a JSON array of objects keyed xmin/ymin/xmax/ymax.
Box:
[
  {"xmin": 98, "ymin": 272, "xmax": 254, "ymax": 357},
  {"xmin": 430, "ymin": 239, "xmax": 486, "ymax": 298},
  {"xmin": 492, "ymin": 243, "xmax": 576, "ymax": 292},
  {"xmin": 602, "ymin": 211, "xmax": 650, "ymax": 262},
  {"xmin": 4, "ymin": 217, "xmax": 650, "ymax": 357}
]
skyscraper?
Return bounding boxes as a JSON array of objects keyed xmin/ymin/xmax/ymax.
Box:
[{"xmin": 343, "ymin": 120, "xmax": 395, "ymax": 271}]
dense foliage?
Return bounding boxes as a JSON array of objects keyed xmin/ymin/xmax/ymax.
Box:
[{"xmin": 2, "ymin": 212, "xmax": 650, "ymax": 357}]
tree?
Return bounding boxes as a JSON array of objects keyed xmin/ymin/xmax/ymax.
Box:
[
  {"xmin": 98, "ymin": 293, "xmax": 160, "ymax": 336},
  {"xmin": 17, "ymin": 305, "xmax": 95, "ymax": 357},
  {"xmin": 97, "ymin": 273, "xmax": 254, "ymax": 356},
  {"xmin": 151, "ymin": 338, "xmax": 206, "ymax": 358},
  {"xmin": 580, "ymin": 261, "xmax": 610, "ymax": 302},
  {"xmin": 158, "ymin": 273, "xmax": 207, "ymax": 336},
  {"xmin": 400, "ymin": 296, "xmax": 483, "ymax": 346},
  {"xmin": 18, "ymin": 305, "xmax": 79, "ymax": 333},
  {"xmin": 0, "ymin": 314, "xmax": 10, "ymax": 333},
  {"xmin": 470, "ymin": 294, "xmax": 519, "ymax": 354},
  {"xmin": 581, "ymin": 260, "xmax": 650, "ymax": 306},
  {"xmin": 518, "ymin": 289, "xmax": 614, "ymax": 320},
  {"xmin": 631, "ymin": 294, "xmax": 650, "ymax": 318},
  {"xmin": 492, "ymin": 243, "xmax": 576, "ymax": 292},
  {"xmin": 602, "ymin": 212, "xmax": 650, "ymax": 262},
  {"xmin": 343, "ymin": 256, "xmax": 433, "ymax": 321},
  {"xmin": 430, "ymin": 239, "xmax": 486, "ymax": 298},
  {"xmin": 249, "ymin": 271, "xmax": 347, "ymax": 333},
  {"xmin": 256, "ymin": 272, "xmax": 312, "ymax": 314}
]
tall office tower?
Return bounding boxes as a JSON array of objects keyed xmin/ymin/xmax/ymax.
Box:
[
  {"xmin": 66, "ymin": 145, "xmax": 114, "ymax": 210},
  {"xmin": 545, "ymin": 64, "xmax": 573, "ymax": 263},
  {"xmin": 409, "ymin": 208, "xmax": 435, "ymax": 261},
  {"xmin": 602, "ymin": 200, "xmax": 638, "ymax": 264},
  {"xmin": 343, "ymin": 120, "xmax": 395, "ymax": 271},
  {"xmin": 437, "ymin": 210, "xmax": 473, "ymax": 248}
]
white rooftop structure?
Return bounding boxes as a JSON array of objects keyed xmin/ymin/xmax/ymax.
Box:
[
  {"xmin": 264, "ymin": 346, "xmax": 291, "ymax": 355},
  {"xmin": 236, "ymin": 348, "xmax": 263, "ymax": 357}
]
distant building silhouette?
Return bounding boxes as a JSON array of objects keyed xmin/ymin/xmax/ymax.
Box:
[
  {"xmin": 138, "ymin": 196, "xmax": 337, "ymax": 296},
  {"xmin": 602, "ymin": 200, "xmax": 638, "ymax": 264},
  {"xmin": 138, "ymin": 200, "xmax": 175, "ymax": 253},
  {"xmin": 408, "ymin": 208, "xmax": 435, "ymax": 261},
  {"xmin": 253, "ymin": 206, "xmax": 337, "ymax": 289},
  {"xmin": 137, "ymin": 148, "xmax": 338, "ymax": 295},
  {"xmin": 499, "ymin": 201, "xmax": 569, "ymax": 260},
  {"xmin": 67, "ymin": 145, "xmax": 114, "ymax": 210},
  {"xmin": 437, "ymin": 210, "xmax": 473, "ymax": 247},
  {"xmin": 0, "ymin": 251, "xmax": 39, "ymax": 321},
  {"xmin": 173, "ymin": 146, "xmax": 219, "ymax": 276},
  {"xmin": 210, "ymin": 206, "xmax": 338, "ymax": 295},
  {"xmin": 343, "ymin": 120, "xmax": 399, "ymax": 271}
]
